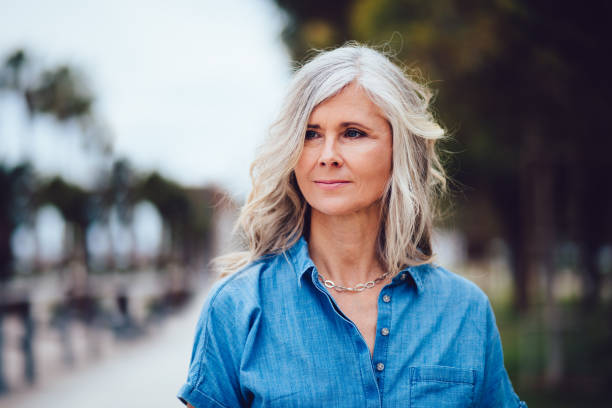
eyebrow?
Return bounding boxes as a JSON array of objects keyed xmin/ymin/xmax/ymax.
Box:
[
  {"xmin": 340, "ymin": 121, "xmax": 372, "ymax": 131},
  {"xmin": 306, "ymin": 122, "xmax": 373, "ymax": 131}
]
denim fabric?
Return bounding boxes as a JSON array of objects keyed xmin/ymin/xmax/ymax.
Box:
[{"xmin": 178, "ymin": 237, "xmax": 527, "ymax": 407}]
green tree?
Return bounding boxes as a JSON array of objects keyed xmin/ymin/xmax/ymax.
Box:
[
  {"xmin": 271, "ymin": 0, "xmax": 612, "ymax": 311},
  {"xmin": 37, "ymin": 177, "xmax": 91, "ymax": 265}
]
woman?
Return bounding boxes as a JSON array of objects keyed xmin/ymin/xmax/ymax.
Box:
[{"xmin": 178, "ymin": 44, "xmax": 527, "ymax": 407}]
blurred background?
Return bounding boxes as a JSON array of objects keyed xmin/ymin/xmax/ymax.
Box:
[{"xmin": 0, "ymin": 0, "xmax": 610, "ymax": 407}]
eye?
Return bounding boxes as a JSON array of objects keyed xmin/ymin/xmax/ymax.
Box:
[
  {"xmin": 345, "ymin": 128, "xmax": 366, "ymax": 138},
  {"xmin": 305, "ymin": 130, "xmax": 319, "ymax": 140}
]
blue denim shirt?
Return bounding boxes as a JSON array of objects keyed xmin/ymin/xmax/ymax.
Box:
[{"xmin": 178, "ymin": 237, "xmax": 527, "ymax": 407}]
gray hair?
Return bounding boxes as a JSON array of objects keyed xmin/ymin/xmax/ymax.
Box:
[{"xmin": 216, "ymin": 43, "xmax": 446, "ymax": 277}]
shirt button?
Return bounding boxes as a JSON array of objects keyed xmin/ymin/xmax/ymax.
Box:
[
  {"xmin": 400, "ymin": 273, "xmax": 407, "ymax": 281},
  {"xmin": 381, "ymin": 327, "xmax": 390, "ymax": 336},
  {"xmin": 376, "ymin": 362, "xmax": 385, "ymax": 371},
  {"xmin": 382, "ymin": 294, "xmax": 391, "ymax": 303}
]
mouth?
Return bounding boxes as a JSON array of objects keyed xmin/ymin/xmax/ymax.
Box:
[{"xmin": 313, "ymin": 180, "xmax": 351, "ymax": 190}]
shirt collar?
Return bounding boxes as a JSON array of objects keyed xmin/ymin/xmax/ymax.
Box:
[
  {"xmin": 284, "ymin": 236, "xmax": 315, "ymax": 285},
  {"xmin": 284, "ymin": 236, "xmax": 426, "ymax": 294},
  {"xmin": 394, "ymin": 264, "xmax": 426, "ymax": 293}
]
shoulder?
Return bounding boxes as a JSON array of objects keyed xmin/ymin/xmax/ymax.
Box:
[
  {"xmin": 182, "ymin": 256, "xmax": 293, "ymax": 407},
  {"xmin": 411, "ymin": 263, "xmax": 498, "ymax": 342},
  {"xmin": 425, "ymin": 264, "xmax": 487, "ymax": 299},
  {"xmin": 420, "ymin": 263, "xmax": 489, "ymax": 303},
  {"xmin": 201, "ymin": 253, "xmax": 293, "ymax": 323}
]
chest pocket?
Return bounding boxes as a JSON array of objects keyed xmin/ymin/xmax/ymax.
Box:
[{"xmin": 410, "ymin": 365, "xmax": 476, "ymax": 408}]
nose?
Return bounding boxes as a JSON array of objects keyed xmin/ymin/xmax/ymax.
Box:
[{"xmin": 319, "ymin": 137, "xmax": 343, "ymax": 168}]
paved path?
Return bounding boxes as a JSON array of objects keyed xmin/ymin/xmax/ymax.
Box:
[{"xmin": 0, "ymin": 288, "xmax": 209, "ymax": 408}]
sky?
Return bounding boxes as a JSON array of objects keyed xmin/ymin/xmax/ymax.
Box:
[{"xmin": 0, "ymin": 0, "xmax": 292, "ymax": 198}]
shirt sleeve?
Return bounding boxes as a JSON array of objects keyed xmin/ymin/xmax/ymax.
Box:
[
  {"xmin": 177, "ymin": 280, "xmax": 253, "ymax": 408},
  {"xmin": 477, "ymin": 299, "xmax": 528, "ymax": 408}
]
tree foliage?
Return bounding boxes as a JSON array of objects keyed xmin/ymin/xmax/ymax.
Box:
[
  {"xmin": 0, "ymin": 49, "xmax": 215, "ymax": 278},
  {"xmin": 272, "ymin": 0, "xmax": 612, "ymax": 308}
]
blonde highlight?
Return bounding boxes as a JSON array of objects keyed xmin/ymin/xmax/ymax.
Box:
[{"xmin": 214, "ymin": 43, "xmax": 446, "ymax": 278}]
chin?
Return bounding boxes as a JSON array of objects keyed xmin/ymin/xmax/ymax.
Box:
[
  {"xmin": 313, "ymin": 207, "xmax": 356, "ymax": 217},
  {"xmin": 308, "ymin": 199, "xmax": 378, "ymax": 217}
]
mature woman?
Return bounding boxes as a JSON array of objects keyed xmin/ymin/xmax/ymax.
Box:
[{"xmin": 178, "ymin": 44, "xmax": 527, "ymax": 407}]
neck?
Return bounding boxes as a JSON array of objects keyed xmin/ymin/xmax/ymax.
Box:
[{"xmin": 307, "ymin": 203, "xmax": 385, "ymax": 286}]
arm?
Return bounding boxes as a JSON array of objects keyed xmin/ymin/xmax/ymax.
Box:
[
  {"xmin": 177, "ymin": 281, "xmax": 252, "ymax": 408},
  {"xmin": 477, "ymin": 300, "xmax": 527, "ymax": 407}
]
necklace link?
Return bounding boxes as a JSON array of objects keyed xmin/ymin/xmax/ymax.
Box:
[{"xmin": 318, "ymin": 271, "xmax": 391, "ymax": 293}]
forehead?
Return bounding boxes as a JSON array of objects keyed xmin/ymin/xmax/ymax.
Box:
[{"xmin": 308, "ymin": 82, "xmax": 388, "ymax": 124}]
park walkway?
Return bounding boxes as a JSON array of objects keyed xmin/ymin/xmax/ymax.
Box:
[{"xmin": 0, "ymin": 285, "xmax": 209, "ymax": 408}]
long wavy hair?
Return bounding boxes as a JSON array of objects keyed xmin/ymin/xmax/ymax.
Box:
[{"xmin": 215, "ymin": 43, "xmax": 446, "ymax": 277}]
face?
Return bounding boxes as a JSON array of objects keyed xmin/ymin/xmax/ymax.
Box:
[{"xmin": 294, "ymin": 82, "xmax": 393, "ymax": 217}]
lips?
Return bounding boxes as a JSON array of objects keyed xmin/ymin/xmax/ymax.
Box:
[{"xmin": 314, "ymin": 180, "xmax": 351, "ymax": 190}]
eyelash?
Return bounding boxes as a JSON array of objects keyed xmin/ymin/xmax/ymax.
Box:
[
  {"xmin": 345, "ymin": 128, "xmax": 366, "ymax": 138},
  {"xmin": 305, "ymin": 130, "xmax": 318, "ymax": 140},
  {"xmin": 304, "ymin": 128, "xmax": 367, "ymax": 140}
]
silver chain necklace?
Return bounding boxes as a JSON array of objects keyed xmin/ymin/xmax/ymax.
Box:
[{"xmin": 317, "ymin": 270, "xmax": 391, "ymax": 293}]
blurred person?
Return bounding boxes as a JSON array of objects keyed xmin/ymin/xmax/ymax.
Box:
[{"xmin": 177, "ymin": 44, "xmax": 526, "ymax": 407}]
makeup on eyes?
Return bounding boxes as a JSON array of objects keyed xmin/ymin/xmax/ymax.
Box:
[
  {"xmin": 305, "ymin": 124, "xmax": 370, "ymax": 140},
  {"xmin": 344, "ymin": 128, "xmax": 366, "ymax": 138}
]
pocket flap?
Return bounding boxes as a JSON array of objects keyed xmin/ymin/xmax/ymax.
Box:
[{"xmin": 410, "ymin": 365, "xmax": 475, "ymax": 385}]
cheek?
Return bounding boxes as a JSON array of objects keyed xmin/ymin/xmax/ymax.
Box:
[
  {"xmin": 377, "ymin": 144, "xmax": 393, "ymax": 189},
  {"xmin": 360, "ymin": 150, "xmax": 392, "ymax": 189},
  {"xmin": 294, "ymin": 153, "xmax": 312, "ymax": 192},
  {"xmin": 295, "ymin": 148, "xmax": 317, "ymax": 178},
  {"xmin": 369, "ymin": 164, "xmax": 392, "ymax": 196}
]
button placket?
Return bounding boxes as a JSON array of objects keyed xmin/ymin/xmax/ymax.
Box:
[
  {"xmin": 372, "ymin": 287, "xmax": 394, "ymax": 397},
  {"xmin": 312, "ymin": 268, "xmax": 381, "ymax": 407}
]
